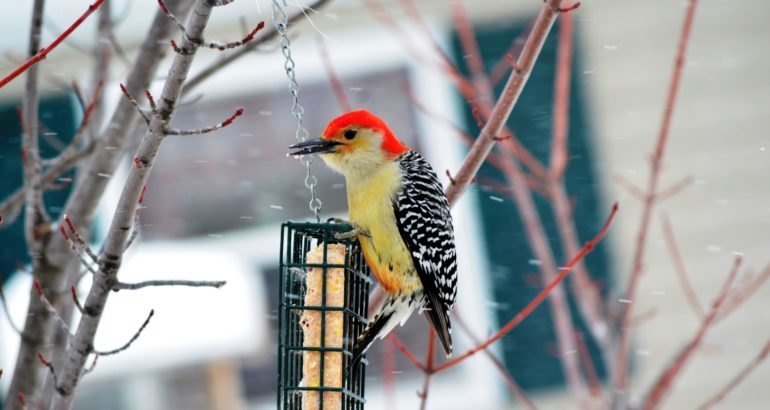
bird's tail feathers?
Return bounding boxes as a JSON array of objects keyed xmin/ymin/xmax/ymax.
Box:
[
  {"xmin": 350, "ymin": 294, "xmax": 417, "ymax": 367},
  {"xmin": 423, "ymin": 293, "xmax": 453, "ymax": 357}
]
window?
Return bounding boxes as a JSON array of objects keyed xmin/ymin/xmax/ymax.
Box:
[{"xmin": 451, "ymin": 19, "xmax": 612, "ymax": 391}]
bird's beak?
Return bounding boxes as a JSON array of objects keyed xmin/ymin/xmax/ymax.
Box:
[{"xmin": 288, "ymin": 138, "xmax": 341, "ymax": 156}]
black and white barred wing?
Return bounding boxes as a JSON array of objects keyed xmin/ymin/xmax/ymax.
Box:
[{"xmin": 393, "ymin": 150, "xmax": 458, "ymax": 356}]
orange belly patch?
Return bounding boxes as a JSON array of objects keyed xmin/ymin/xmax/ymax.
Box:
[{"xmin": 360, "ymin": 243, "xmax": 400, "ymax": 293}]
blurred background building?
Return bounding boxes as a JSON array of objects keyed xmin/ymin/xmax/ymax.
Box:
[{"xmin": 1, "ymin": 0, "xmax": 769, "ymax": 408}]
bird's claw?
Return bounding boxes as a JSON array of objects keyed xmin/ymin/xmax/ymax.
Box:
[{"xmin": 328, "ymin": 218, "xmax": 371, "ymax": 240}]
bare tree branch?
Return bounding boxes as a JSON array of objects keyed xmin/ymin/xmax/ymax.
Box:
[
  {"xmin": 0, "ymin": 0, "xmax": 106, "ymax": 89},
  {"xmin": 6, "ymin": 1, "xmax": 195, "ymax": 404},
  {"xmin": 113, "ymin": 280, "xmax": 227, "ymax": 291},
  {"xmin": 444, "ymin": 0, "xmax": 569, "ymax": 207},
  {"xmin": 614, "ymin": 0, "xmax": 701, "ymax": 395},
  {"xmin": 641, "ymin": 257, "xmax": 740, "ymax": 410},
  {"xmin": 94, "ymin": 310, "xmax": 154, "ymax": 356},
  {"xmin": 697, "ymin": 338, "xmax": 770, "ymax": 410},
  {"xmin": 51, "ymin": 1, "xmax": 244, "ymax": 406},
  {"xmin": 183, "ymin": 0, "xmax": 332, "ymax": 95}
]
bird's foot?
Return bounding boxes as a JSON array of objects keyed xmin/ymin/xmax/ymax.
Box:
[{"xmin": 328, "ymin": 217, "xmax": 371, "ymax": 240}]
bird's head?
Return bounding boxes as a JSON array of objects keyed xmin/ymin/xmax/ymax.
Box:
[{"xmin": 288, "ymin": 110, "xmax": 410, "ymax": 181}]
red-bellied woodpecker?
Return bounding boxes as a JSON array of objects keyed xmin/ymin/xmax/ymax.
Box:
[{"xmin": 288, "ymin": 110, "xmax": 458, "ymax": 365}]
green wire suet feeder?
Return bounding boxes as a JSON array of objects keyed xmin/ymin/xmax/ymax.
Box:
[{"xmin": 277, "ymin": 222, "xmax": 371, "ymax": 409}]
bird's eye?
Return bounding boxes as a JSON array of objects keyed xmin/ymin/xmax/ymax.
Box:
[{"xmin": 344, "ymin": 129, "xmax": 357, "ymax": 140}]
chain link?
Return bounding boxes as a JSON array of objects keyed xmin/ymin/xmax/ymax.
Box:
[{"xmin": 272, "ymin": 0, "xmax": 322, "ymax": 222}]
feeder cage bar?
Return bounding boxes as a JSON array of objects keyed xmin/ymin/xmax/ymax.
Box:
[{"xmin": 278, "ymin": 222, "xmax": 371, "ymax": 409}]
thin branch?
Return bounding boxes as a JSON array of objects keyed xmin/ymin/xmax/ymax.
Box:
[
  {"xmin": 53, "ymin": 2, "xmax": 225, "ymax": 404},
  {"xmin": 156, "ymin": 0, "xmax": 186, "ymax": 32},
  {"xmin": 144, "ymin": 90, "xmax": 158, "ymax": 116},
  {"xmin": 22, "ymin": 0, "xmax": 49, "ymax": 258},
  {"xmin": 544, "ymin": 7, "xmax": 615, "ymax": 380},
  {"xmin": 33, "ymin": 280, "xmax": 72, "ymax": 342},
  {"xmin": 697, "ymin": 338, "xmax": 770, "ymax": 409},
  {"xmin": 444, "ymin": 0, "xmax": 569, "ymax": 207},
  {"xmin": 497, "ymin": 143, "xmax": 588, "ymax": 401},
  {"xmin": 0, "ymin": 0, "xmax": 106, "ymax": 89},
  {"xmin": 548, "ymin": 4, "xmax": 574, "ymax": 182},
  {"xmin": 716, "ymin": 263, "xmax": 770, "ymax": 322},
  {"xmin": 202, "ymin": 21, "xmax": 265, "ymax": 51},
  {"xmin": 574, "ymin": 332, "xmax": 601, "ymax": 398},
  {"xmin": 614, "ymin": 0, "xmax": 700, "ymax": 393},
  {"xmin": 183, "ymin": 0, "xmax": 332, "ymax": 95},
  {"xmin": 94, "ymin": 310, "xmax": 154, "ymax": 356},
  {"xmin": 453, "ymin": 310, "xmax": 537, "ymax": 409},
  {"xmin": 106, "ymin": 29, "xmax": 132, "ymax": 68},
  {"xmin": 629, "ymin": 307, "xmax": 658, "ymax": 328},
  {"xmin": 37, "ymin": 352, "xmax": 60, "ymax": 390},
  {"xmin": 59, "ymin": 224, "xmax": 99, "ymax": 276},
  {"xmin": 167, "ymin": 108, "xmax": 244, "ymax": 135},
  {"xmin": 661, "ymin": 213, "xmax": 704, "ymax": 318},
  {"xmin": 119, "ymin": 83, "xmax": 151, "ymax": 124},
  {"xmin": 418, "ymin": 330, "xmax": 436, "ymax": 410},
  {"xmin": 0, "ymin": 140, "xmax": 95, "ymax": 227},
  {"xmin": 641, "ymin": 256, "xmax": 741, "ymax": 410},
  {"xmin": 614, "ymin": 174, "xmax": 647, "ymax": 201},
  {"xmin": 62, "ymin": 215, "xmax": 99, "ymax": 264},
  {"xmin": 81, "ymin": 354, "xmax": 99, "ymax": 376},
  {"xmin": 112, "ymin": 279, "xmax": 226, "ymax": 291},
  {"xmin": 9, "ymin": 1, "xmax": 196, "ymax": 406},
  {"xmin": 387, "ymin": 334, "xmax": 427, "ymax": 372},
  {"xmin": 489, "ymin": 22, "xmax": 533, "ymax": 86},
  {"xmin": 655, "ymin": 175, "xmax": 694, "ymax": 202},
  {"xmin": 428, "ymin": 203, "xmax": 618, "ymax": 373},
  {"xmin": 18, "ymin": 391, "xmax": 28, "ymax": 410}
]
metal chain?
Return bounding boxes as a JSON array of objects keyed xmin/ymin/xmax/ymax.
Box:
[{"xmin": 272, "ymin": 0, "xmax": 322, "ymax": 222}]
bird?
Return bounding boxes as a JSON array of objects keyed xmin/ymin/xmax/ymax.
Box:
[{"xmin": 288, "ymin": 110, "xmax": 458, "ymax": 366}]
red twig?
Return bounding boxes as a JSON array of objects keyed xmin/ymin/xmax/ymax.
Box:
[
  {"xmin": 451, "ymin": 0, "xmax": 494, "ymax": 105},
  {"xmin": 382, "ymin": 340, "xmax": 397, "ymax": 410},
  {"xmin": 575, "ymin": 332, "xmax": 601, "ymax": 397},
  {"xmin": 661, "ymin": 213, "xmax": 704, "ymax": 318},
  {"xmin": 119, "ymin": 83, "xmax": 150, "ymax": 124},
  {"xmin": 204, "ymin": 21, "xmax": 265, "ymax": 51},
  {"xmin": 418, "ymin": 330, "xmax": 436, "ymax": 410},
  {"xmin": 614, "ymin": 0, "xmax": 700, "ymax": 390},
  {"xmin": 614, "ymin": 174, "xmax": 647, "ymax": 201},
  {"xmin": 0, "ymin": 0, "xmax": 106, "ymax": 89},
  {"xmin": 444, "ymin": 0, "xmax": 569, "ymax": 207},
  {"xmin": 144, "ymin": 90, "xmax": 157, "ymax": 114},
  {"xmin": 429, "ymin": 203, "xmax": 618, "ymax": 373},
  {"xmin": 555, "ymin": 1, "xmax": 581, "ymax": 13},
  {"xmin": 316, "ymin": 35, "xmax": 351, "ymax": 112},
  {"xmin": 18, "ymin": 391, "xmax": 27, "ymax": 409},
  {"xmin": 697, "ymin": 338, "xmax": 770, "ymax": 409},
  {"xmin": 489, "ymin": 23, "xmax": 533, "ymax": 86},
  {"xmin": 655, "ymin": 175, "xmax": 694, "ymax": 203},
  {"xmin": 629, "ymin": 307, "xmax": 658, "ymax": 328},
  {"xmin": 453, "ymin": 310, "xmax": 537, "ymax": 409},
  {"xmin": 397, "ymin": 0, "xmax": 474, "ymax": 95},
  {"xmin": 166, "ymin": 108, "xmax": 245, "ymax": 135},
  {"xmin": 549, "ymin": 6, "xmax": 574, "ymax": 181},
  {"xmin": 37, "ymin": 352, "xmax": 59, "ymax": 386},
  {"xmin": 641, "ymin": 256, "xmax": 740, "ymax": 410},
  {"xmin": 716, "ymin": 263, "xmax": 770, "ymax": 322},
  {"xmin": 387, "ymin": 334, "xmax": 427, "ymax": 372}
]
